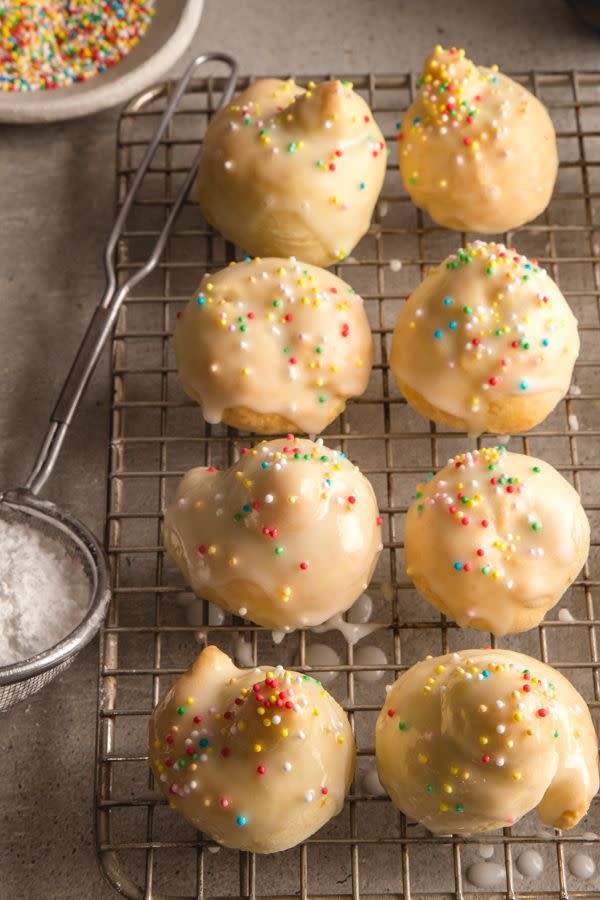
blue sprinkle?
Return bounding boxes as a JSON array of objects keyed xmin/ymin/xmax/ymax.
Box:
[
  {"xmin": 520, "ymin": 381, "xmax": 528, "ymax": 391},
  {"xmin": 453, "ymin": 562, "xmax": 462, "ymax": 571},
  {"xmin": 482, "ymin": 669, "xmax": 491, "ymax": 678},
  {"xmin": 443, "ymin": 296, "xmax": 452, "ymax": 305},
  {"xmin": 199, "ymin": 738, "xmax": 208, "ymax": 747},
  {"xmin": 340, "ymin": 452, "xmax": 346, "ymax": 458},
  {"xmin": 412, "ymin": 116, "xmax": 421, "ymax": 125},
  {"xmin": 197, "ymin": 295, "xmax": 206, "ymax": 305},
  {"xmin": 542, "ymin": 338, "xmax": 549, "ymax": 347},
  {"xmin": 243, "ymin": 256, "xmax": 252, "ymax": 261},
  {"xmin": 449, "ymin": 321, "xmax": 457, "ymax": 330},
  {"xmin": 242, "ymin": 504, "xmax": 251, "ymax": 513},
  {"xmin": 236, "ymin": 816, "xmax": 247, "ymax": 826},
  {"xmin": 261, "ymin": 461, "xmax": 270, "ymax": 469},
  {"xmin": 359, "ymin": 181, "xmax": 366, "ymax": 190},
  {"xmin": 434, "ymin": 329, "xmax": 443, "ymax": 340}
]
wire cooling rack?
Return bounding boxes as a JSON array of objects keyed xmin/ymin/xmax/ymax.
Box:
[{"xmin": 95, "ymin": 69, "xmax": 600, "ymax": 900}]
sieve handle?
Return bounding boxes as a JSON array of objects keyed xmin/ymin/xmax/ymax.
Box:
[{"xmin": 24, "ymin": 52, "xmax": 238, "ymax": 496}]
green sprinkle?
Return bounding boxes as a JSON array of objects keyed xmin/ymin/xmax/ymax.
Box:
[
  {"xmin": 455, "ymin": 804, "xmax": 464, "ymax": 813},
  {"xmin": 425, "ymin": 784, "xmax": 433, "ymax": 793},
  {"xmin": 553, "ymin": 729, "xmax": 560, "ymax": 738},
  {"xmin": 398, "ymin": 721, "xmax": 407, "ymax": 731},
  {"xmin": 287, "ymin": 142, "xmax": 297, "ymax": 153},
  {"xmin": 315, "ymin": 346, "xmax": 323, "ymax": 354},
  {"xmin": 275, "ymin": 547, "xmax": 283, "ymax": 555},
  {"xmin": 178, "ymin": 759, "xmax": 186, "ymax": 768},
  {"xmin": 272, "ymin": 298, "xmax": 282, "ymax": 308},
  {"xmin": 233, "ymin": 513, "xmax": 242, "ymax": 522},
  {"xmin": 533, "ymin": 466, "xmax": 541, "ymax": 473},
  {"xmin": 463, "ymin": 305, "xmax": 472, "ymax": 314},
  {"xmin": 318, "ymin": 395, "xmax": 326, "ymax": 404},
  {"xmin": 531, "ymin": 522, "xmax": 542, "ymax": 531},
  {"xmin": 177, "ymin": 706, "xmax": 186, "ymax": 715}
]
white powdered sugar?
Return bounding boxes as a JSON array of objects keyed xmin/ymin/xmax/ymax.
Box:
[{"xmin": 0, "ymin": 518, "xmax": 89, "ymax": 666}]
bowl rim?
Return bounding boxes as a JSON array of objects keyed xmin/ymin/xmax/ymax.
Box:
[{"xmin": 0, "ymin": 0, "xmax": 205, "ymax": 124}]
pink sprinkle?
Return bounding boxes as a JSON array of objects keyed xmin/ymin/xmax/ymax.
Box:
[{"xmin": 300, "ymin": 561, "xmax": 309, "ymax": 570}]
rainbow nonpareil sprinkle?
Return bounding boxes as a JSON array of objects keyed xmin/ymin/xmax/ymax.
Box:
[{"xmin": 0, "ymin": 1, "xmax": 155, "ymax": 92}]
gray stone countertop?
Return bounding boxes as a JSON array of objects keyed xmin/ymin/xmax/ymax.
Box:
[{"xmin": 1, "ymin": 1, "xmax": 599, "ymax": 897}]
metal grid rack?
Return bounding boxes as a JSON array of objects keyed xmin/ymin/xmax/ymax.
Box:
[{"xmin": 96, "ymin": 69, "xmax": 600, "ymax": 900}]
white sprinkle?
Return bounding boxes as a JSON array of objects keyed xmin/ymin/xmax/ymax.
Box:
[
  {"xmin": 283, "ymin": 761, "xmax": 293, "ymax": 772},
  {"xmin": 264, "ymin": 494, "xmax": 274, "ymax": 504},
  {"xmin": 224, "ymin": 160, "xmax": 234, "ymax": 170},
  {"xmin": 389, "ymin": 258, "xmax": 402, "ymax": 273}
]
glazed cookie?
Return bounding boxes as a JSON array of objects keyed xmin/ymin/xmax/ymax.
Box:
[
  {"xmin": 164, "ymin": 437, "xmax": 382, "ymax": 630},
  {"xmin": 390, "ymin": 242, "xmax": 579, "ymax": 435},
  {"xmin": 376, "ymin": 649, "xmax": 599, "ymax": 835},
  {"xmin": 398, "ymin": 46, "xmax": 557, "ymax": 232},
  {"xmin": 197, "ymin": 78, "xmax": 387, "ymax": 266},
  {"xmin": 149, "ymin": 646, "xmax": 355, "ymax": 852},
  {"xmin": 404, "ymin": 447, "xmax": 590, "ymax": 635},
  {"xmin": 175, "ymin": 257, "xmax": 373, "ymax": 435}
]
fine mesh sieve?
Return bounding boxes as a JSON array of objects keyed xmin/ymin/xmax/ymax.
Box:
[{"xmin": 0, "ymin": 52, "xmax": 238, "ymax": 712}]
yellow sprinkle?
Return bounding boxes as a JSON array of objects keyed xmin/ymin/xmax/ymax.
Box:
[
  {"xmin": 439, "ymin": 802, "xmax": 449, "ymax": 812},
  {"xmin": 513, "ymin": 712, "xmax": 523, "ymax": 722},
  {"xmin": 336, "ymin": 735, "xmax": 344, "ymax": 744},
  {"xmin": 313, "ymin": 708, "xmax": 320, "ymax": 716},
  {"xmin": 281, "ymin": 728, "xmax": 289, "ymax": 738},
  {"xmin": 254, "ymin": 743, "xmax": 262, "ymax": 753},
  {"xmin": 442, "ymin": 784, "xmax": 453, "ymax": 794},
  {"xmin": 512, "ymin": 772, "xmax": 522, "ymax": 781},
  {"xmin": 418, "ymin": 754, "xmax": 428, "ymax": 764},
  {"xmin": 263, "ymin": 719, "xmax": 272, "ymax": 727},
  {"xmin": 435, "ymin": 665, "xmax": 446, "ymax": 674},
  {"xmin": 207, "ymin": 545, "xmax": 217, "ymax": 555},
  {"xmin": 450, "ymin": 766, "xmax": 459, "ymax": 776},
  {"xmin": 228, "ymin": 557, "xmax": 238, "ymax": 567},
  {"xmin": 257, "ymin": 707, "xmax": 265, "ymax": 716}
]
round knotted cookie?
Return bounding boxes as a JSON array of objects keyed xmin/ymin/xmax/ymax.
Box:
[
  {"xmin": 376, "ymin": 649, "xmax": 598, "ymax": 835},
  {"xmin": 164, "ymin": 437, "xmax": 382, "ymax": 630},
  {"xmin": 398, "ymin": 46, "xmax": 557, "ymax": 232},
  {"xmin": 175, "ymin": 257, "xmax": 373, "ymax": 435},
  {"xmin": 390, "ymin": 241, "xmax": 579, "ymax": 435},
  {"xmin": 198, "ymin": 78, "xmax": 387, "ymax": 266},
  {"xmin": 404, "ymin": 447, "xmax": 589, "ymax": 635},
  {"xmin": 149, "ymin": 646, "xmax": 355, "ymax": 852}
]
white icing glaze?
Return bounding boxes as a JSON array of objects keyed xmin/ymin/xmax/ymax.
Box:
[
  {"xmin": 399, "ymin": 46, "xmax": 557, "ymax": 233},
  {"xmin": 312, "ymin": 612, "xmax": 381, "ymax": 645},
  {"xmin": 558, "ymin": 608, "xmax": 576, "ymax": 623},
  {"xmin": 149, "ymin": 646, "xmax": 355, "ymax": 853},
  {"xmin": 375, "ymin": 649, "xmax": 599, "ymax": 835},
  {"xmin": 175, "ymin": 257, "xmax": 373, "ymax": 434},
  {"xmin": 391, "ymin": 241, "xmax": 580, "ymax": 435},
  {"xmin": 197, "ymin": 78, "xmax": 387, "ymax": 267},
  {"xmin": 568, "ymin": 852, "xmax": 596, "ymax": 880},
  {"xmin": 347, "ymin": 592, "xmax": 373, "ymax": 624},
  {"xmin": 466, "ymin": 862, "xmax": 505, "ymax": 889},
  {"xmin": 404, "ymin": 447, "xmax": 590, "ymax": 635},
  {"xmin": 515, "ymin": 849, "xmax": 544, "ymax": 877},
  {"xmin": 354, "ymin": 644, "xmax": 387, "ymax": 683},
  {"xmin": 301, "ymin": 642, "xmax": 341, "ymax": 685},
  {"xmin": 164, "ymin": 437, "xmax": 382, "ymax": 630}
]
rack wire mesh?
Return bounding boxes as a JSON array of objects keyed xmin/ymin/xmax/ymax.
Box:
[{"xmin": 96, "ymin": 69, "xmax": 600, "ymax": 900}]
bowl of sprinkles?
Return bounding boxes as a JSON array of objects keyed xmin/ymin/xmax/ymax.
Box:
[{"xmin": 0, "ymin": 0, "xmax": 204, "ymax": 122}]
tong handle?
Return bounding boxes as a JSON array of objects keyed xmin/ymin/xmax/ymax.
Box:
[{"xmin": 25, "ymin": 52, "xmax": 238, "ymax": 495}]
